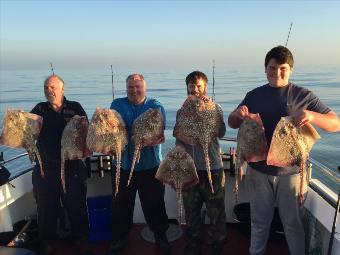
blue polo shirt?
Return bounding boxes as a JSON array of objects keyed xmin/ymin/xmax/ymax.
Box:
[{"xmin": 110, "ymin": 97, "xmax": 166, "ymax": 171}]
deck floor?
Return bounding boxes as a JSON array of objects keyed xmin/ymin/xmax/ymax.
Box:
[{"xmin": 51, "ymin": 223, "xmax": 289, "ymax": 255}]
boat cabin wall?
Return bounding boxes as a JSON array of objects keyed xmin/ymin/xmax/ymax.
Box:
[
  {"xmin": 0, "ymin": 171, "xmax": 36, "ymax": 232},
  {"xmin": 86, "ymin": 168, "xmax": 250, "ymax": 224}
]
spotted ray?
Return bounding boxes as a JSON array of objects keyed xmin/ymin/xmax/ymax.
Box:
[
  {"xmin": 267, "ymin": 117, "xmax": 320, "ymax": 205},
  {"xmin": 86, "ymin": 107, "xmax": 128, "ymax": 195},
  {"xmin": 235, "ymin": 113, "xmax": 268, "ymax": 197},
  {"xmin": 0, "ymin": 109, "xmax": 44, "ymax": 177},
  {"xmin": 129, "ymin": 108, "xmax": 164, "ymax": 185},
  {"xmin": 61, "ymin": 115, "xmax": 89, "ymax": 193},
  {"xmin": 173, "ymin": 96, "xmax": 222, "ymax": 193},
  {"xmin": 156, "ymin": 146, "xmax": 198, "ymax": 223}
]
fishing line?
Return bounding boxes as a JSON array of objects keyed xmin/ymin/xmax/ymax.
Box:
[
  {"xmin": 111, "ymin": 65, "xmax": 114, "ymax": 100},
  {"xmin": 285, "ymin": 22, "xmax": 293, "ymax": 47},
  {"xmin": 50, "ymin": 62, "xmax": 55, "ymax": 75},
  {"xmin": 212, "ymin": 59, "xmax": 216, "ymax": 102}
]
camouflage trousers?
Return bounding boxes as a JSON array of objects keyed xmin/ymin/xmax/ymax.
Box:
[{"xmin": 182, "ymin": 170, "xmax": 226, "ymax": 253}]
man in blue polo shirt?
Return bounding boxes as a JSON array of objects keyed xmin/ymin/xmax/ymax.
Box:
[{"xmin": 109, "ymin": 74, "xmax": 170, "ymax": 254}]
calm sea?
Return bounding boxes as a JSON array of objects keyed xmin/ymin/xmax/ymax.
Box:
[{"xmin": 1, "ymin": 66, "xmax": 339, "ymax": 190}]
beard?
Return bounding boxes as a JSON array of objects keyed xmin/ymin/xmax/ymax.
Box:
[{"xmin": 188, "ymin": 90, "xmax": 206, "ymax": 97}]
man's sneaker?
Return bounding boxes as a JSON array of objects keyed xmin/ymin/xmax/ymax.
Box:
[
  {"xmin": 110, "ymin": 236, "xmax": 127, "ymax": 252},
  {"xmin": 154, "ymin": 232, "xmax": 171, "ymax": 254}
]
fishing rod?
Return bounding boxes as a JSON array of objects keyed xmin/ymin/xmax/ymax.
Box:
[
  {"xmin": 285, "ymin": 22, "xmax": 293, "ymax": 47},
  {"xmin": 212, "ymin": 59, "xmax": 216, "ymax": 102},
  {"xmin": 8, "ymin": 217, "xmax": 33, "ymax": 247},
  {"xmin": 111, "ymin": 65, "xmax": 114, "ymax": 100},
  {"xmin": 327, "ymin": 166, "xmax": 340, "ymax": 255},
  {"xmin": 50, "ymin": 62, "xmax": 55, "ymax": 75}
]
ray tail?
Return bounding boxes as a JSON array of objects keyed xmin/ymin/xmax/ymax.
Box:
[
  {"xmin": 299, "ymin": 161, "xmax": 306, "ymax": 207},
  {"xmin": 114, "ymin": 142, "xmax": 122, "ymax": 196},
  {"xmin": 176, "ymin": 179, "xmax": 184, "ymax": 225},
  {"xmin": 203, "ymin": 143, "xmax": 214, "ymax": 194},
  {"xmin": 61, "ymin": 153, "xmax": 66, "ymax": 193},
  {"xmin": 128, "ymin": 142, "xmax": 141, "ymax": 186}
]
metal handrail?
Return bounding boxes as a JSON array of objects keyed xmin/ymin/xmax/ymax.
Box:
[
  {"xmin": 1, "ymin": 139, "xmax": 338, "ymax": 195},
  {"xmin": 2, "ymin": 139, "xmax": 338, "ymax": 180},
  {"xmin": 219, "ymin": 136, "xmax": 339, "ymax": 208},
  {"xmin": 308, "ymin": 157, "xmax": 340, "ymax": 182},
  {"xmin": 220, "ymin": 136, "xmax": 339, "ymax": 181},
  {"xmin": 0, "ymin": 152, "xmax": 29, "ymax": 166},
  {"xmin": 220, "ymin": 137, "xmax": 237, "ymax": 142}
]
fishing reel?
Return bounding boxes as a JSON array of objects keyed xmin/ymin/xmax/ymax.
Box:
[
  {"xmin": 85, "ymin": 155, "xmax": 114, "ymax": 178},
  {"xmin": 221, "ymin": 147, "xmax": 237, "ymax": 177}
]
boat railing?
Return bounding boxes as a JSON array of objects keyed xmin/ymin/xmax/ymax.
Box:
[
  {"xmin": 308, "ymin": 157, "xmax": 340, "ymax": 182},
  {"xmin": 219, "ymin": 137, "xmax": 340, "ymax": 207},
  {"xmin": 1, "ymin": 139, "xmax": 339, "ymax": 207},
  {"xmin": 0, "ymin": 152, "xmax": 34, "ymax": 183},
  {"xmin": 0, "ymin": 152, "xmax": 29, "ymax": 165}
]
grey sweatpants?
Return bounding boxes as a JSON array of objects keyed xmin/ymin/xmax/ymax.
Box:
[{"xmin": 247, "ymin": 167, "xmax": 305, "ymax": 255}]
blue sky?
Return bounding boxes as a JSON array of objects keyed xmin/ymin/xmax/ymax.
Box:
[{"xmin": 1, "ymin": 1, "xmax": 340, "ymax": 70}]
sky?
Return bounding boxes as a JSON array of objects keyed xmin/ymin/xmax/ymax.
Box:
[{"xmin": 1, "ymin": 0, "xmax": 340, "ymax": 71}]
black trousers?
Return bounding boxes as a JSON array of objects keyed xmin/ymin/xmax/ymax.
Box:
[
  {"xmin": 111, "ymin": 167, "xmax": 169, "ymax": 238},
  {"xmin": 32, "ymin": 160, "xmax": 89, "ymax": 244}
]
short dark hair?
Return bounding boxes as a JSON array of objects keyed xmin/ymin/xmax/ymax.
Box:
[
  {"xmin": 265, "ymin": 46, "xmax": 294, "ymax": 68},
  {"xmin": 44, "ymin": 75, "xmax": 65, "ymax": 87},
  {"xmin": 185, "ymin": 71, "xmax": 208, "ymax": 86}
]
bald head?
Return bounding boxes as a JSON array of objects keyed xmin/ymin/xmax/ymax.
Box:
[
  {"xmin": 44, "ymin": 75, "xmax": 65, "ymax": 88},
  {"xmin": 126, "ymin": 73, "xmax": 146, "ymax": 105},
  {"xmin": 44, "ymin": 75, "xmax": 65, "ymax": 110}
]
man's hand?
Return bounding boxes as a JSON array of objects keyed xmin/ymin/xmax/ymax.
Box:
[
  {"xmin": 199, "ymin": 95, "xmax": 211, "ymax": 103},
  {"xmin": 235, "ymin": 105, "xmax": 249, "ymax": 120},
  {"xmin": 292, "ymin": 110, "xmax": 313, "ymax": 128},
  {"xmin": 228, "ymin": 105, "xmax": 249, "ymax": 129},
  {"xmin": 185, "ymin": 94, "xmax": 211, "ymax": 104}
]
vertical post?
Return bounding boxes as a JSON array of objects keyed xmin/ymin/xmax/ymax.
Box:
[
  {"xmin": 99, "ymin": 156, "xmax": 104, "ymax": 178},
  {"xmin": 327, "ymin": 166, "xmax": 340, "ymax": 255}
]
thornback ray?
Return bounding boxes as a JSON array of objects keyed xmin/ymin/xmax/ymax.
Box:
[
  {"xmin": 0, "ymin": 109, "xmax": 44, "ymax": 177},
  {"xmin": 86, "ymin": 107, "xmax": 128, "ymax": 196},
  {"xmin": 61, "ymin": 115, "xmax": 90, "ymax": 193},
  {"xmin": 128, "ymin": 108, "xmax": 164, "ymax": 186},
  {"xmin": 155, "ymin": 146, "xmax": 198, "ymax": 224},
  {"xmin": 173, "ymin": 96, "xmax": 223, "ymax": 193},
  {"xmin": 267, "ymin": 116, "xmax": 320, "ymax": 205},
  {"xmin": 235, "ymin": 113, "xmax": 268, "ymax": 200}
]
